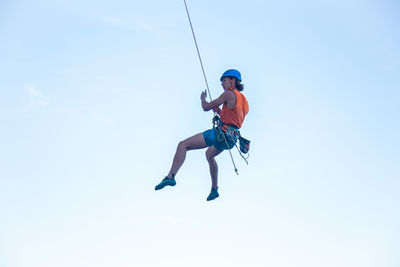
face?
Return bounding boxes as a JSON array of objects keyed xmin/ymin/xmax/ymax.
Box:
[{"xmin": 221, "ymin": 77, "xmax": 235, "ymax": 90}]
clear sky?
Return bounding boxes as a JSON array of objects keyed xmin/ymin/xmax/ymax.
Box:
[{"xmin": 0, "ymin": 0, "xmax": 399, "ymax": 266}]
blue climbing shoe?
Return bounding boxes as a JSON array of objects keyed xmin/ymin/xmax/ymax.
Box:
[
  {"xmin": 155, "ymin": 177, "xmax": 176, "ymax": 190},
  {"xmin": 207, "ymin": 187, "xmax": 219, "ymax": 201}
]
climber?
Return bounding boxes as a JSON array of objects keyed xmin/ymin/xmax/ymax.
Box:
[{"xmin": 155, "ymin": 69, "xmax": 249, "ymax": 201}]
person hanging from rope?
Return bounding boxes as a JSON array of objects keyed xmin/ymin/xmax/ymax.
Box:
[{"xmin": 154, "ymin": 69, "xmax": 249, "ymax": 201}]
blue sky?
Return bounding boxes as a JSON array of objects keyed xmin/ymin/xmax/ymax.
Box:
[{"xmin": 0, "ymin": 0, "xmax": 399, "ymax": 267}]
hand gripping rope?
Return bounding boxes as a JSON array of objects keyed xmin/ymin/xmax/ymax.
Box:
[{"xmin": 183, "ymin": 0, "xmax": 239, "ymax": 175}]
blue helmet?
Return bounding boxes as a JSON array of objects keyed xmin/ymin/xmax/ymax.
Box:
[{"xmin": 220, "ymin": 69, "xmax": 242, "ymax": 82}]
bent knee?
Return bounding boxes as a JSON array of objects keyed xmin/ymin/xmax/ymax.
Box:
[
  {"xmin": 178, "ymin": 140, "xmax": 190, "ymax": 150},
  {"xmin": 177, "ymin": 140, "xmax": 185, "ymax": 149},
  {"xmin": 205, "ymin": 150, "xmax": 215, "ymax": 162}
]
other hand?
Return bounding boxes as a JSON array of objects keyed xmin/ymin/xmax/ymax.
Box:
[
  {"xmin": 212, "ymin": 107, "xmax": 221, "ymax": 114},
  {"xmin": 200, "ymin": 90, "xmax": 207, "ymax": 100}
]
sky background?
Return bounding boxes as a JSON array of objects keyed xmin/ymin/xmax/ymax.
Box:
[{"xmin": 0, "ymin": 0, "xmax": 399, "ymax": 266}]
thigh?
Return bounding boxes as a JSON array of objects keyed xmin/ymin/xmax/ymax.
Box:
[
  {"xmin": 202, "ymin": 129, "xmax": 217, "ymax": 147},
  {"xmin": 182, "ymin": 132, "xmax": 208, "ymax": 150}
]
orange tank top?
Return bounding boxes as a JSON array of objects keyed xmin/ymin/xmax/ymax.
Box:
[{"xmin": 220, "ymin": 89, "xmax": 249, "ymax": 129}]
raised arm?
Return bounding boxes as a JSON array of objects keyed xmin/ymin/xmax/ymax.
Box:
[{"xmin": 201, "ymin": 90, "xmax": 231, "ymax": 112}]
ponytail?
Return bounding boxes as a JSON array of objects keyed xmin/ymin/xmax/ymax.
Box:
[{"xmin": 235, "ymin": 79, "xmax": 244, "ymax": 91}]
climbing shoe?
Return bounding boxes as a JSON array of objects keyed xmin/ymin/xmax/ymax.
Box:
[
  {"xmin": 206, "ymin": 187, "xmax": 219, "ymax": 201},
  {"xmin": 155, "ymin": 177, "xmax": 176, "ymax": 190}
]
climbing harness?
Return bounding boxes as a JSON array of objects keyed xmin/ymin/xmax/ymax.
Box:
[
  {"xmin": 213, "ymin": 115, "xmax": 250, "ymax": 166},
  {"xmin": 183, "ymin": 0, "xmax": 249, "ymax": 174}
]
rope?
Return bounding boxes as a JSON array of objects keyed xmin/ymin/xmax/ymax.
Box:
[
  {"xmin": 183, "ymin": 0, "xmax": 239, "ymax": 175},
  {"xmin": 214, "ymin": 118, "xmax": 240, "ymax": 174},
  {"xmin": 235, "ymin": 143, "xmax": 249, "ymax": 165},
  {"xmin": 183, "ymin": 0, "xmax": 212, "ymax": 101},
  {"xmin": 218, "ymin": 129, "xmax": 239, "ymax": 175}
]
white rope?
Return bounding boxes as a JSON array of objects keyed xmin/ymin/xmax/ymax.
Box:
[{"xmin": 183, "ymin": 0, "xmax": 239, "ymax": 175}]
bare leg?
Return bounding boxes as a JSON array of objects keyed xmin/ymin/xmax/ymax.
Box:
[
  {"xmin": 206, "ymin": 146, "xmax": 223, "ymax": 188},
  {"xmin": 167, "ymin": 133, "xmax": 208, "ymax": 179}
]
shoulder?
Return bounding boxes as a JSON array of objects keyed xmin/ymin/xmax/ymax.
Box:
[{"xmin": 221, "ymin": 90, "xmax": 236, "ymax": 100}]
